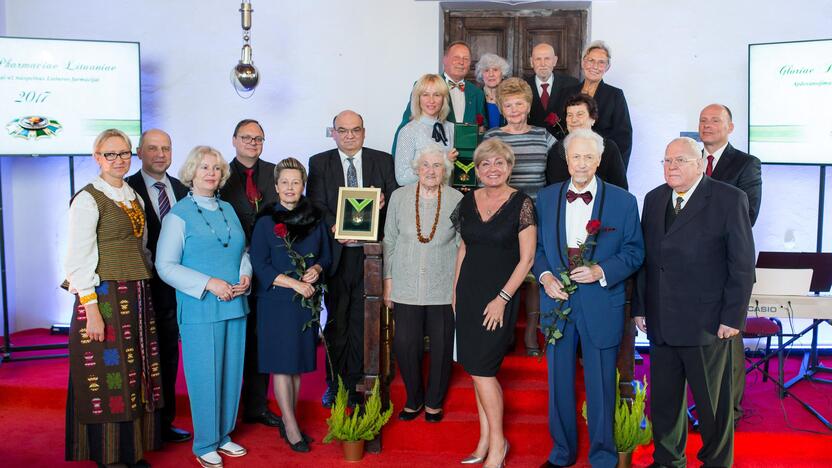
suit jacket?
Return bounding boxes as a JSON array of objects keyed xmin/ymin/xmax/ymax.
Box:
[
  {"xmin": 557, "ymin": 80, "xmax": 633, "ymax": 168},
  {"xmin": 126, "ymin": 171, "xmax": 189, "ymax": 310},
  {"xmin": 532, "ymin": 177, "xmax": 644, "ymax": 349},
  {"xmin": 525, "ymin": 73, "xmax": 580, "ymax": 140},
  {"xmin": 392, "ymin": 78, "xmax": 486, "ymax": 153},
  {"xmin": 306, "ymin": 147, "xmax": 398, "ymax": 275},
  {"xmin": 633, "ymin": 177, "xmax": 755, "ymax": 346},
  {"xmin": 709, "ymin": 142, "xmax": 762, "ymax": 226},
  {"xmin": 218, "ymin": 158, "xmax": 278, "ymax": 241},
  {"xmin": 546, "ymin": 138, "xmax": 628, "ymax": 190}
]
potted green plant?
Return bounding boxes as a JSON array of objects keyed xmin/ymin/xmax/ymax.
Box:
[
  {"xmin": 582, "ymin": 372, "xmax": 652, "ymax": 468},
  {"xmin": 323, "ymin": 377, "xmax": 393, "ymax": 461}
]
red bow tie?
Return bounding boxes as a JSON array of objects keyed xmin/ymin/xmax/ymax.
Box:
[{"xmin": 566, "ymin": 190, "xmax": 592, "ymax": 204}]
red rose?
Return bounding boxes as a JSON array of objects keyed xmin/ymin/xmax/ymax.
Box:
[
  {"xmin": 586, "ymin": 219, "xmax": 601, "ymax": 235},
  {"xmin": 274, "ymin": 223, "xmax": 288, "ymax": 238},
  {"xmin": 476, "ymin": 113, "xmax": 484, "ymax": 126},
  {"xmin": 544, "ymin": 112, "xmax": 559, "ymax": 127}
]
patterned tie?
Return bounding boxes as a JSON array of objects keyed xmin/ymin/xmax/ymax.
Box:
[
  {"xmin": 448, "ymin": 79, "xmax": 465, "ymax": 92},
  {"xmin": 566, "ymin": 190, "xmax": 592, "ymax": 204},
  {"xmin": 153, "ymin": 182, "xmax": 170, "ymax": 219},
  {"xmin": 674, "ymin": 196, "xmax": 684, "ymax": 215},
  {"xmin": 243, "ymin": 168, "xmax": 261, "ymax": 207},
  {"xmin": 346, "ymin": 157, "xmax": 358, "ymax": 187},
  {"xmin": 540, "ymin": 83, "xmax": 550, "ymax": 109},
  {"xmin": 706, "ymin": 154, "xmax": 714, "ymax": 176}
]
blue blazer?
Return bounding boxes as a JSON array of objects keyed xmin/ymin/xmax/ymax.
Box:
[{"xmin": 532, "ymin": 177, "xmax": 644, "ymax": 349}]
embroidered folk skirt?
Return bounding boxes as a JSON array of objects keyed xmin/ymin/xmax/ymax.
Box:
[{"xmin": 65, "ymin": 280, "xmax": 164, "ymax": 464}]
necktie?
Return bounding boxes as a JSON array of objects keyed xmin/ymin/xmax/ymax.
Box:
[
  {"xmin": 706, "ymin": 154, "xmax": 714, "ymax": 176},
  {"xmin": 346, "ymin": 157, "xmax": 358, "ymax": 187},
  {"xmin": 243, "ymin": 168, "xmax": 261, "ymax": 207},
  {"xmin": 448, "ymin": 80, "xmax": 465, "ymax": 92},
  {"xmin": 674, "ymin": 196, "xmax": 684, "ymax": 215},
  {"xmin": 540, "ymin": 83, "xmax": 550, "ymax": 109},
  {"xmin": 431, "ymin": 122, "xmax": 448, "ymax": 145},
  {"xmin": 153, "ymin": 181, "xmax": 170, "ymax": 219},
  {"xmin": 566, "ymin": 190, "xmax": 592, "ymax": 204}
]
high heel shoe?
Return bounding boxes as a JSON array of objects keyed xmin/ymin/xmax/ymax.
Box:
[
  {"xmin": 460, "ymin": 453, "xmax": 485, "ymax": 464},
  {"xmin": 484, "ymin": 440, "xmax": 509, "ymax": 468}
]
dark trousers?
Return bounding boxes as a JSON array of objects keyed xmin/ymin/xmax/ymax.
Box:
[
  {"xmin": 392, "ymin": 303, "xmax": 454, "ymax": 409},
  {"xmin": 650, "ymin": 340, "xmax": 734, "ymax": 468},
  {"xmin": 155, "ymin": 306, "xmax": 181, "ymax": 429},
  {"xmin": 240, "ymin": 295, "xmax": 270, "ymax": 417},
  {"xmin": 324, "ymin": 247, "xmax": 365, "ymax": 393},
  {"xmin": 730, "ymin": 333, "xmax": 745, "ymax": 422}
]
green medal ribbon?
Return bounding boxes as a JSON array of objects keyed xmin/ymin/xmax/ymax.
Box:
[
  {"xmin": 454, "ymin": 160, "xmax": 476, "ymax": 174},
  {"xmin": 346, "ymin": 197, "xmax": 372, "ymax": 212}
]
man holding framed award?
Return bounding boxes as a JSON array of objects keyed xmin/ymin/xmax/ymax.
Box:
[{"xmin": 307, "ymin": 110, "xmax": 398, "ymax": 407}]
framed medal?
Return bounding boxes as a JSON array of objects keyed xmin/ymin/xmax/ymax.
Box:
[{"xmin": 334, "ymin": 187, "xmax": 381, "ymax": 241}]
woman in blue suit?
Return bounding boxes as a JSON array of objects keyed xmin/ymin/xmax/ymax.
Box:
[
  {"xmin": 250, "ymin": 157, "xmax": 331, "ymax": 453},
  {"xmin": 156, "ymin": 146, "xmax": 251, "ymax": 468}
]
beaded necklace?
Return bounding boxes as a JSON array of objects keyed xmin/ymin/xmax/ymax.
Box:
[
  {"xmin": 415, "ymin": 182, "xmax": 442, "ymax": 243},
  {"xmin": 190, "ymin": 192, "xmax": 231, "ymax": 248},
  {"xmin": 116, "ymin": 199, "xmax": 145, "ymax": 238}
]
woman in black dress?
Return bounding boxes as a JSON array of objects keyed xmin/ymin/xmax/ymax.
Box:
[{"xmin": 452, "ymin": 138, "xmax": 537, "ymax": 468}]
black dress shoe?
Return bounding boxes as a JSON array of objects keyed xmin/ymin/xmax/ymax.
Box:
[
  {"xmin": 130, "ymin": 461, "xmax": 151, "ymax": 468},
  {"xmin": 398, "ymin": 406, "xmax": 423, "ymax": 421},
  {"xmin": 162, "ymin": 426, "xmax": 192, "ymax": 443},
  {"xmin": 244, "ymin": 410, "xmax": 284, "ymax": 428},
  {"xmin": 285, "ymin": 436, "xmax": 310, "ymax": 453},
  {"xmin": 425, "ymin": 409, "xmax": 444, "ymax": 423},
  {"xmin": 539, "ymin": 462, "xmax": 565, "ymax": 468}
]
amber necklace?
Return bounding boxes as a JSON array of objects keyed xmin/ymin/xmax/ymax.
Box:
[
  {"xmin": 117, "ymin": 199, "xmax": 145, "ymax": 238},
  {"xmin": 415, "ymin": 182, "xmax": 442, "ymax": 244}
]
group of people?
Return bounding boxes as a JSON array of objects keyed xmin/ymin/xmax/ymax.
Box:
[{"xmin": 63, "ymin": 37, "xmax": 763, "ymax": 468}]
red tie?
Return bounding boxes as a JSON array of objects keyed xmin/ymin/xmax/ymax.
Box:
[
  {"xmin": 566, "ymin": 190, "xmax": 592, "ymax": 204},
  {"xmin": 244, "ymin": 168, "xmax": 261, "ymax": 207},
  {"xmin": 540, "ymin": 83, "xmax": 550, "ymax": 109},
  {"xmin": 706, "ymin": 154, "xmax": 714, "ymax": 176}
]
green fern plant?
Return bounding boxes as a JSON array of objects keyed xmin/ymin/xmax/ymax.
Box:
[
  {"xmin": 582, "ymin": 371, "xmax": 652, "ymax": 453},
  {"xmin": 323, "ymin": 377, "xmax": 393, "ymax": 443}
]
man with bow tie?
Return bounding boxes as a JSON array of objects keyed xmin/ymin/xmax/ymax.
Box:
[
  {"xmin": 392, "ymin": 41, "xmax": 485, "ymax": 152},
  {"xmin": 533, "ymin": 128, "xmax": 644, "ymax": 468},
  {"xmin": 634, "ymin": 137, "xmax": 755, "ymax": 467}
]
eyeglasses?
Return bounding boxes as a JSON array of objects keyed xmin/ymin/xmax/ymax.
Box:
[
  {"xmin": 583, "ymin": 58, "xmax": 609, "ymax": 68},
  {"xmin": 335, "ymin": 127, "xmax": 364, "ymax": 136},
  {"xmin": 568, "ymin": 154, "xmax": 599, "ymax": 163},
  {"xmin": 661, "ymin": 157, "xmax": 699, "ymax": 167},
  {"xmin": 97, "ymin": 151, "xmax": 132, "ymax": 161},
  {"xmin": 238, "ymin": 135, "xmax": 265, "ymax": 145}
]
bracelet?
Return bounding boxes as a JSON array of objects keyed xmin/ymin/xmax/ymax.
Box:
[
  {"xmin": 79, "ymin": 292, "xmax": 98, "ymax": 305},
  {"xmin": 498, "ymin": 289, "xmax": 512, "ymax": 302}
]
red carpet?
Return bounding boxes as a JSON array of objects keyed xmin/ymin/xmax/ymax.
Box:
[{"xmin": 2, "ymin": 328, "xmax": 832, "ymax": 467}]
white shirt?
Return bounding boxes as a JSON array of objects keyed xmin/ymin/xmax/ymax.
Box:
[
  {"xmin": 535, "ymin": 74, "xmax": 555, "ymax": 102},
  {"xmin": 140, "ymin": 169, "xmax": 177, "ymax": 219},
  {"xmin": 703, "ymin": 143, "xmax": 728, "ymax": 173},
  {"xmin": 444, "ymin": 72, "xmax": 466, "ymax": 123},
  {"xmin": 672, "ymin": 174, "xmax": 704, "ymax": 211},
  {"xmin": 540, "ymin": 177, "xmax": 606, "ymax": 287},
  {"xmin": 64, "ymin": 177, "xmax": 150, "ymax": 301},
  {"xmin": 339, "ymin": 148, "xmax": 364, "ymax": 187}
]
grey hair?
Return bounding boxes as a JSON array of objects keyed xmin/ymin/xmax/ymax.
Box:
[
  {"xmin": 475, "ymin": 53, "xmax": 511, "ymax": 83},
  {"xmin": 584, "ymin": 40, "xmax": 612, "ymax": 63},
  {"xmin": 179, "ymin": 145, "xmax": 231, "ymax": 189},
  {"xmin": 93, "ymin": 128, "xmax": 132, "ymax": 154},
  {"xmin": 564, "ymin": 128, "xmax": 605, "ymax": 157},
  {"xmin": 411, "ymin": 143, "xmax": 454, "ymax": 184},
  {"xmin": 668, "ymin": 137, "xmax": 703, "ymax": 159}
]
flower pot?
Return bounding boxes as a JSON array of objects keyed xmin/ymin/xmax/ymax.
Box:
[
  {"xmin": 617, "ymin": 450, "xmax": 633, "ymax": 468},
  {"xmin": 342, "ymin": 440, "xmax": 365, "ymax": 462}
]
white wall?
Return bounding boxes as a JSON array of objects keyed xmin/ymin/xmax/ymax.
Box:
[{"xmin": 2, "ymin": 0, "xmax": 831, "ymax": 334}]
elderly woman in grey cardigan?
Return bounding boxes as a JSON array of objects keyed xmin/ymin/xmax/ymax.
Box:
[{"xmin": 383, "ymin": 143, "xmax": 463, "ymax": 423}]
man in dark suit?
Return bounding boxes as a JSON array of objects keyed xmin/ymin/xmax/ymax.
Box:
[
  {"xmin": 126, "ymin": 129, "xmax": 192, "ymax": 443},
  {"xmin": 218, "ymin": 119, "xmax": 282, "ymax": 429},
  {"xmin": 699, "ymin": 102, "xmax": 763, "ymax": 428},
  {"xmin": 533, "ymin": 129, "xmax": 644, "ymax": 468},
  {"xmin": 634, "ymin": 137, "xmax": 755, "ymax": 467},
  {"xmin": 392, "ymin": 41, "xmax": 485, "ymax": 152},
  {"xmin": 307, "ymin": 110, "xmax": 397, "ymax": 406},
  {"xmin": 525, "ymin": 42, "xmax": 579, "ymax": 140}
]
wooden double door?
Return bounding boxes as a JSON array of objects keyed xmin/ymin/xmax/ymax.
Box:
[{"xmin": 444, "ymin": 9, "xmax": 587, "ymax": 82}]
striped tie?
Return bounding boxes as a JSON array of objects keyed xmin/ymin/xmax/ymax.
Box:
[{"xmin": 154, "ymin": 182, "xmax": 171, "ymax": 219}]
